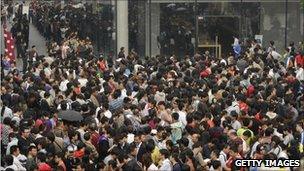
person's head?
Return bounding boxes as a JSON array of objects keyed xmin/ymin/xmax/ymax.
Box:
[
  {"xmin": 242, "ymin": 118, "xmax": 251, "ymax": 128},
  {"xmin": 146, "ymin": 139, "xmax": 156, "ymax": 153},
  {"xmin": 172, "ymin": 112, "xmax": 179, "ymax": 122},
  {"xmin": 110, "ymin": 147, "xmax": 120, "ymax": 159},
  {"xmin": 28, "ymin": 145, "xmax": 38, "ymax": 157},
  {"xmin": 228, "ymin": 130, "xmax": 238, "ymax": 140},
  {"xmin": 222, "ymin": 144, "xmax": 230, "ymax": 154},
  {"xmin": 54, "ymin": 152, "xmax": 65, "ymax": 163},
  {"xmin": 3, "ymin": 117, "xmax": 11, "ymax": 126},
  {"xmin": 178, "ymin": 137, "xmax": 189, "ymax": 149},
  {"xmin": 37, "ymin": 152, "xmax": 47, "ymax": 163},
  {"xmin": 191, "ymin": 133, "xmax": 200, "ymax": 144},
  {"xmin": 229, "ymin": 145, "xmax": 239, "ymax": 158},
  {"xmin": 160, "ymin": 149, "xmax": 170, "ymax": 160},
  {"xmin": 211, "ymin": 160, "xmax": 222, "ymax": 171},
  {"xmin": 129, "ymin": 143, "xmax": 138, "ymax": 157},
  {"xmin": 165, "ymin": 140, "xmax": 174, "ymax": 151},
  {"xmin": 181, "ymin": 164, "xmax": 190, "ymax": 171},
  {"xmin": 46, "ymin": 132, "xmax": 55, "ymax": 143},
  {"xmin": 242, "ymin": 130, "xmax": 252, "ymax": 141},
  {"xmin": 264, "ymin": 127, "xmax": 274, "ymax": 137},
  {"xmin": 170, "ymin": 153, "xmax": 180, "ymax": 164},
  {"xmin": 113, "ymin": 89, "xmax": 121, "ymax": 99},
  {"xmin": 230, "ymin": 111, "xmax": 238, "ymax": 120},
  {"xmin": 20, "ymin": 127, "xmax": 30, "ymax": 138},
  {"xmin": 108, "ymin": 159, "xmax": 117, "ymax": 170},
  {"xmin": 296, "ymin": 122, "xmax": 303, "ymax": 133},
  {"xmin": 271, "ymin": 135, "xmax": 281, "ymax": 147},
  {"xmin": 211, "ymin": 149, "xmax": 219, "ymax": 160},
  {"xmin": 142, "ymin": 153, "xmax": 153, "ymax": 168},
  {"xmin": 68, "ymin": 129, "xmax": 78, "ymax": 141},
  {"xmin": 83, "ymin": 132, "xmax": 91, "ymax": 141},
  {"xmin": 10, "ymin": 145, "xmax": 20, "ymax": 156},
  {"xmin": 157, "ymin": 101, "xmax": 166, "ymax": 110}
]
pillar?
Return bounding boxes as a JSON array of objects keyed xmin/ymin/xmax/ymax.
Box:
[
  {"xmin": 145, "ymin": 2, "xmax": 160, "ymax": 57},
  {"xmin": 151, "ymin": 3, "xmax": 160, "ymax": 57},
  {"xmin": 117, "ymin": 0, "xmax": 129, "ymax": 55}
]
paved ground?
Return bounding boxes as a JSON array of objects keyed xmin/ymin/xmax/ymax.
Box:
[
  {"xmin": 1, "ymin": 4, "xmax": 48, "ymax": 72},
  {"xmin": 15, "ymin": 21, "xmax": 48, "ymax": 71}
]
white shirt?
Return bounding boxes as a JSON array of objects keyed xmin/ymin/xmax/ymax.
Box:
[
  {"xmin": 59, "ymin": 79, "xmax": 69, "ymax": 92},
  {"xmin": 178, "ymin": 111, "xmax": 187, "ymax": 128},
  {"xmin": 1, "ymin": 106, "xmax": 13, "ymax": 120},
  {"xmin": 154, "ymin": 91, "xmax": 166, "ymax": 103},
  {"xmin": 159, "ymin": 158, "xmax": 172, "ymax": 171},
  {"xmin": 278, "ymin": 150, "xmax": 289, "ymax": 159},
  {"xmin": 77, "ymin": 128, "xmax": 86, "ymax": 142},
  {"xmin": 232, "ymin": 120, "xmax": 242, "ymax": 130},
  {"xmin": 78, "ymin": 78, "xmax": 88, "ymax": 87},
  {"xmin": 250, "ymin": 141, "xmax": 260, "ymax": 158},
  {"xmin": 44, "ymin": 67, "xmax": 52, "ymax": 77},
  {"xmin": 283, "ymin": 133, "xmax": 294, "ymax": 145},
  {"xmin": 219, "ymin": 151, "xmax": 227, "ymax": 168},
  {"xmin": 226, "ymin": 102, "xmax": 240, "ymax": 114},
  {"xmin": 6, "ymin": 138, "xmax": 18, "ymax": 155},
  {"xmin": 104, "ymin": 110, "xmax": 112, "ymax": 119},
  {"xmin": 13, "ymin": 155, "xmax": 26, "ymax": 170},
  {"xmin": 127, "ymin": 133, "xmax": 135, "ymax": 144},
  {"xmin": 5, "ymin": 164, "xmax": 18, "ymax": 170},
  {"xmin": 148, "ymin": 163, "xmax": 158, "ymax": 171},
  {"xmin": 104, "ymin": 155, "xmax": 113, "ymax": 165}
]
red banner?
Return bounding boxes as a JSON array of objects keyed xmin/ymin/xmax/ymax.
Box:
[{"xmin": 3, "ymin": 24, "xmax": 15, "ymax": 61}]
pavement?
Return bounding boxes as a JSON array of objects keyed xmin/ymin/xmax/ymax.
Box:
[
  {"xmin": 1, "ymin": 4, "xmax": 48, "ymax": 72},
  {"xmin": 15, "ymin": 21, "xmax": 48, "ymax": 71}
]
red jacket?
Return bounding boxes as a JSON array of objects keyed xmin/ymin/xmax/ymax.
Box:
[{"xmin": 295, "ymin": 54, "xmax": 304, "ymax": 68}]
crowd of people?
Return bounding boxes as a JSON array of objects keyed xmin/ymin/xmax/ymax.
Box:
[
  {"xmin": 1, "ymin": 1, "xmax": 304, "ymax": 171},
  {"xmin": 30, "ymin": 1, "xmax": 115, "ymax": 55}
]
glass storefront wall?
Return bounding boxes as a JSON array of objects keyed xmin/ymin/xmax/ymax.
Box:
[
  {"xmin": 131, "ymin": 0, "xmax": 303, "ymax": 57},
  {"xmin": 57, "ymin": 0, "xmax": 303, "ymax": 58}
]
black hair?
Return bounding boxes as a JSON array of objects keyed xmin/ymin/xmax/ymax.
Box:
[
  {"xmin": 172, "ymin": 112, "xmax": 179, "ymax": 121},
  {"xmin": 243, "ymin": 130, "xmax": 252, "ymax": 138},
  {"xmin": 10, "ymin": 145, "xmax": 19, "ymax": 155},
  {"xmin": 83, "ymin": 132, "xmax": 91, "ymax": 141},
  {"xmin": 55, "ymin": 152, "xmax": 65, "ymax": 160},
  {"xmin": 211, "ymin": 160, "xmax": 221, "ymax": 170},
  {"xmin": 37, "ymin": 152, "xmax": 47, "ymax": 162},
  {"xmin": 159, "ymin": 149, "xmax": 170, "ymax": 159},
  {"xmin": 46, "ymin": 132, "xmax": 55, "ymax": 142},
  {"xmin": 265, "ymin": 127, "xmax": 274, "ymax": 136},
  {"xmin": 5, "ymin": 155, "xmax": 14, "ymax": 166}
]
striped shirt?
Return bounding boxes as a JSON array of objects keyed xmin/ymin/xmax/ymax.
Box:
[{"xmin": 109, "ymin": 98, "xmax": 123, "ymax": 112}]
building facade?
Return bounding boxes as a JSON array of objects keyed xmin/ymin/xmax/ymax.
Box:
[{"xmin": 89, "ymin": 0, "xmax": 303, "ymax": 57}]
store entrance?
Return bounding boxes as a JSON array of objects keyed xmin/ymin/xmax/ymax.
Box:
[{"xmin": 196, "ymin": 15, "xmax": 241, "ymax": 57}]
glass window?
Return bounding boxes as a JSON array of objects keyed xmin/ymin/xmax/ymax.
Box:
[{"xmin": 155, "ymin": 1, "xmax": 195, "ymax": 57}]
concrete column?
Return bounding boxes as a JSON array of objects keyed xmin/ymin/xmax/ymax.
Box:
[
  {"xmin": 145, "ymin": 3, "xmax": 160, "ymax": 57},
  {"xmin": 151, "ymin": 3, "xmax": 160, "ymax": 57},
  {"xmin": 117, "ymin": 0, "xmax": 129, "ymax": 55}
]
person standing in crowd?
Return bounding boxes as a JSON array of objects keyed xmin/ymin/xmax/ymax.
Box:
[
  {"xmin": 159, "ymin": 149, "xmax": 172, "ymax": 170},
  {"xmin": 10, "ymin": 145, "xmax": 26, "ymax": 170},
  {"xmin": 25, "ymin": 145, "xmax": 38, "ymax": 170},
  {"xmin": 18, "ymin": 127, "xmax": 31, "ymax": 156},
  {"xmin": 27, "ymin": 45, "xmax": 38, "ymax": 70},
  {"xmin": 1, "ymin": 1, "xmax": 304, "ymax": 171}
]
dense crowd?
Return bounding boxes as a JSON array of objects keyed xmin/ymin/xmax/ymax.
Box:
[
  {"xmin": 30, "ymin": 1, "xmax": 114, "ymax": 55},
  {"xmin": 1, "ymin": 2, "xmax": 304, "ymax": 171}
]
